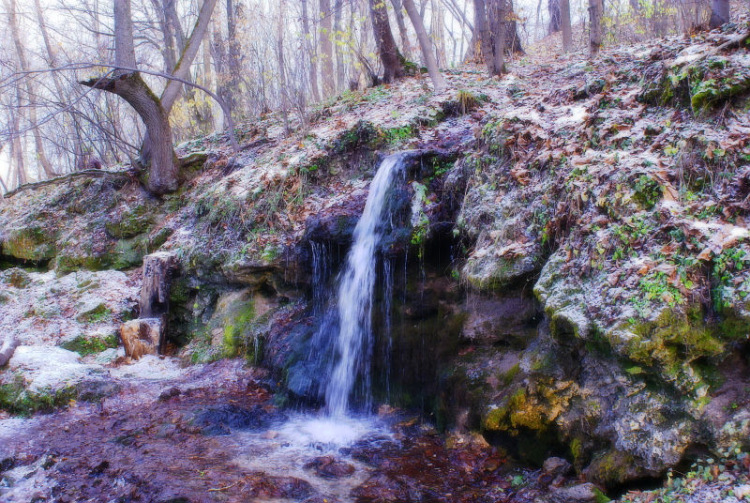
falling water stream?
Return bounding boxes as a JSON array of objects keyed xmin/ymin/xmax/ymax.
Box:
[{"xmin": 324, "ymin": 153, "xmax": 406, "ymax": 417}]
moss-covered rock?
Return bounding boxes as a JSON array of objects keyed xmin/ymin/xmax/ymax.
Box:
[
  {"xmin": 1, "ymin": 226, "xmax": 56, "ymax": 263},
  {"xmin": 104, "ymin": 204, "xmax": 155, "ymax": 239},
  {"xmin": 180, "ymin": 288, "xmax": 278, "ymax": 364}
]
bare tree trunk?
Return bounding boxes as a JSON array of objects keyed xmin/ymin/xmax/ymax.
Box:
[
  {"xmin": 82, "ymin": 0, "xmax": 178, "ymax": 194},
  {"xmin": 320, "ymin": 0, "xmax": 335, "ymax": 95},
  {"xmin": 403, "ymin": 0, "xmax": 448, "ymax": 91},
  {"xmin": 225, "ymin": 0, "xmax": 242, "ymax": 117},
  {"xmin": 301, "ymin": 0, "xmax": 321, "ymax": 102},
  {"xmin": 334, "ymin": 0, "xmax": 347, "ymax": 92},
  {"xmin": 709, "ymin": 0, "xmax": 730, "ymax": 28},
  {"xmin": 488, "ymin": 0, "xmax": 506, "ymax": 74},
  {"xmin": 369, "ymin": 0, "xmax": 407, "ymax": 83},
  {"xmin": 390, "ymin": 0, "xmax": 413, "ymax": 58},
  {"xmin": 503, "ymin": 0, "xmax": 524, "ymax": 54},
  {"xmin": 6, "ymin": 0, "xmax": 56, "ymax": 179},
  {"xmin": 35, "ymin": 0, "xmax": 86, "ymax": 173},
  {"xmin": 561, "ymin": 0, "xmax": 572, "ymax": 51},
  {"xmin": 161, "ymin": 0, "xmax": 220, "ymax": 113},
  {"xmin": 474, "ymin": 0, "xmax": 505, "ymax": 75},
  {"xmin": 589, "ymin": 0, "xmax": 603, "ymax": 54},
  {"xmin": 430, "ymin": 0, "xmax": 448, "ymax": 66},
  {"xmin": 277, "ymin": 0, "xmax": 291, "ymax": 134},
  {"xmin": 548, "ymin": 0, "xmax": 561, "ymax": 33},
  {"xmin": 9, "ymin": 86, "xmax": 27, "ymax": 187}
]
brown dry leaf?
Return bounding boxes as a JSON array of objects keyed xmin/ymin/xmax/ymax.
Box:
[{"xmin": 511, "ymin": 166, "xmax": 531, "ymax": 185}]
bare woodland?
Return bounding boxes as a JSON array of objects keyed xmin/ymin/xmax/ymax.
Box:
[{"xmin": 0, "ymin": 0, "xmax": 735, "ymax": 194}]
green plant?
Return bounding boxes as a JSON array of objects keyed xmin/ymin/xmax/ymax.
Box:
[{"xmin": 633, "ymin": 174, "xmax": 662, "ymax": 210}]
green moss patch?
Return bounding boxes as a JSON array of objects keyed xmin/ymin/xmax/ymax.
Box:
[{"xmin": 61, "ymin": 334, "xmax": 119, "ymax": 356}]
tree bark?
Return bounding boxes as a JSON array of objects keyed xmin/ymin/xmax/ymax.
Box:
[
  {"xmin": 473, "ymin": 0, "xmax": 507, "ymax": 75},
  {"xmin": 589, "ymin": 0, "xmax": 603, "ymax": 54},
  {"xmin": 548, "ymin": 0, "xmax": 561, "ymax": 33},
  {"xmin": 139, "ymin": 252, "xmax": 179, "ymax": 318},
  {"xmin": 488, "ymin": 0, "xmax": 506, "ymax": 74},
  {"xmin": 561, "ymin": 0, "xmax": 572, "ymax": 51},
  {"xmin": 369, "ymin": 0, "xmax": 406, "ymax": 83},
  {"xmin": 403, "ymin": 0, "xmax": 448, "ymax": 91},
  {"xmin": 320, "ymin": 0, "xmax": 336, "ymax": 95},
  {"xmin": 709, "ymin": 0, "xmax": 730, "ymax": 28}
]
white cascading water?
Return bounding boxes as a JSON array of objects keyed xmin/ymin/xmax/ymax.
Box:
[{"xmin": 325, "ymin": 153, "xmax": 406, "ymax": 417}]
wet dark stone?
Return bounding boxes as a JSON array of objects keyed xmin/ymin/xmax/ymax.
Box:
[
  {"xmin": 351, "ymin": 473, "xmax": 420, "ymax": 502},
  {"xmin": 194, "ymin": 404, "xmax": 286, "ymax": 436},
  {"xmin": 158, "ymin": 387, "xmax": 181, "ymax": 401},
  {"xmin": 77, "ymin": 380, "xmax": 122, "ymax": 402},
  {"xmin": 88, "ymin": 460, "xmax": 109, "ymax": 477},
  {"xmin": 243, "ymin": 474, "xmax": 316, "ymax": 500},
  {"xmin": 0, "ymin": 456, "xmax": 16, "ymax": 472},
  {"xmin": 303, "ymin": 455, "xmax": 356, "ymax": 479}
]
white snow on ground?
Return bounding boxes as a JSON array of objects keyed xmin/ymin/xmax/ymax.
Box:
[
  {"xmin": 0, "ymin": 268, "xmax": 138, "ymax": 347},
  {"xmin": 8, "ymin": 346, "xmax": 103, "ymax": 392},
  {"xmin": 108, "ymin": 354, "xmax": 187, "ymax": 381}
]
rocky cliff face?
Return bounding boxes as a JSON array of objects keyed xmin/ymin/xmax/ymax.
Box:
[{"xmin": 2, "ymin": 24, "xmax": 750, "ymax": 489}]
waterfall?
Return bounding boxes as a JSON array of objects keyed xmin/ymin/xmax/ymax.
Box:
[{"xmin": 325, "ymin": 154, "xmax": 407, "ymax": 417}]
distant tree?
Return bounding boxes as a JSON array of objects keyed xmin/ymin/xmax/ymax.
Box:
[
  {"xmin": 368, "ymin": 0, "xmax": 406, "ymax": 83},
  {"xmin": 320, "ymin": 0, "xmax": 335, "ymax": 95},
  {"xmin": 589, "ymin": 0, "xmax": 603, "ymax": 54},
  {"xmin": 709, "ymin": 0, "xmax": 730, "ymax": 28},
  {"xmin": 402, "ymin": 0, "xmax": 448, "ymax": 91},
  {"xmin": 82, "ymin": 0, "xmax": 218, "ymax": 194},
  {"xmin": 301, "ymin": 0, "xmax": 322, "ymax": 102},
  {"xmin": 561, "ymin": 0, "xmax": 573, "ymax": 52}
]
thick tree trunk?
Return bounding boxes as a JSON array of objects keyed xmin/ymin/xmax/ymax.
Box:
[
  {"xmin": 561, "ymin": 0, "xmax": 573, "ymax": 52},
  {"xmin": 548, "ymin": 0, "xmax": 561, "ymax": 33},
  {"xmin": 504, "ymin": 0, "xmax": 524, "ymax": 55},
  {"xmin": 589, "ymin": 0, "xmax": 603, "ymax": 54},
  {"xmin": 403, "ymin": 0, "xmax": 448, "ymax": 91},
  {"xmin": 82, "ymin": 74, "xmax": 178, "ymax": 194},
  {"xmin": 709, "ymin": 0, "xmax": 730, "ymax": 28},
  {"xmin": 368, "ymin": 0, "xmax": 406, "ymax": 83},
  {"xmin": 488, "ymin": 0, "xmax": 506, "ymax": 74},
  {"xmin": 320, "ymin": 0, "xmax": 336, "ymax": 95},
  {"xmin": 473, "ymin": 0, "xmax": 496, "ymax": 74}
]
